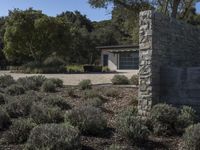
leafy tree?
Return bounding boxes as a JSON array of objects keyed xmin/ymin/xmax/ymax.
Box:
[
  {"xmin": 88, "ymin": 0, "xmax": 200, "ymax": 19},
  {"xmin": 0, "ymin": 17, "xmax": 7, "ymax": 68},
  {"xmin": 3, "ymin": 8, "xmax": 71, "ymax": 63}
]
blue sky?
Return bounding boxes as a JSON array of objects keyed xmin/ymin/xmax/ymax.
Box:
[{"xmin": 0, "ymin": 0, "xmax": 200, "ymax": 21}]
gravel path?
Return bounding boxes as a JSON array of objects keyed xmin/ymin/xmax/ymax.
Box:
[{"xmin": 0, "ymin": 71, "xmax": 138, "ymax": 85}]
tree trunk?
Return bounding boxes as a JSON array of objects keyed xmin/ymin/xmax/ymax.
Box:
[{"xmin": 171, "ymin": 0, "xmax": 181, "ymax": 18}]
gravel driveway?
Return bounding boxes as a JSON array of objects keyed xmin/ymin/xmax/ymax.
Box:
[{"xmin": 0, "ymin": 71, "xmax": 138, "ymax": 85}]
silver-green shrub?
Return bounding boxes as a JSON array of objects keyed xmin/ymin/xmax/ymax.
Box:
[
  {"xmin": 111, "ymin": 75, "xmax": 130, "ymax": 85},
  {"xmin": 0, "ymin": 107, "xmax": 11, "ymax": 130},
  {"xmin": 130, "ymin": 75, "xmax": 139, "ymax": 85},
  {"xmin": 79, "ymin": 79, "xmax": 92, "ymax": 90},
  {"xmin": 25, "ymin": 123, "xmax": 80, "ymax": 150},
  {"xmin": 117, "ymin": 107, "xmax": 149, "ymax": 144},
  {"xmin": 0, "ymin": 94, "xmax": 5, "ymax": 105},
  {"xmin": 0, "ymin": 75, "xmax": 15, "ymax": 88},
  {"xmin": 48, "ymin": 78, "xmax": 63, "ymax": 88},
  {"xmin": 5, "ymin": 98, "xmax": 32, "ymax": 118},
  {"xmin": 30, "ymin": 103, "xmax": 64, "ymax": 124},
  {"xmin": 150, "ymin": 104, "xmax": 178, "ymax": 136},
  {"xmin": 5, "ymin": 84, "xmax": 25, "ymax": 96},
  {"xmin": 66, "ymin": 106, "xmax": 107, "ymax": 135},
  {"xmin": 5, "ymin": 118, "xmax": 36, "ymax": 144},
  {"xmin": 176, "ymin": 106, "xmax": 197, "ymax": 133},
  {"xmin": 183, "ymin": 123, "xmax": 200, "ymax": 150},
  {"xmin": 42, "ymin": 95, "xmax": 71, "ymax": 110},
  {"xmin": 41, "ymin": 80, "xmax": 56, "ymax": 92}
]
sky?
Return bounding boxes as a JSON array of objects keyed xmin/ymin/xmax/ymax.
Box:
[
  {"xmin": 0, "ymin": 0, "xmax": 113, "ymax": 21},
  {"xmin": 0, "ymin": 0, "xmax": 200, "ymax": 22}
]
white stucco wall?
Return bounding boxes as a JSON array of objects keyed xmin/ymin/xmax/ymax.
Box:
[{"xmin": 101, "ymin": 50, "xmax": 118, "ymax": 71}]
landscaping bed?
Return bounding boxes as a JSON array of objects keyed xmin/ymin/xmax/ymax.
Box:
[{"xmin": 0, "ymin": 75, "xmax": 195, "ymax": 150}]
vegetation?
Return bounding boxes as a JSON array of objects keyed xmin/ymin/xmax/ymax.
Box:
[
  {"xmin": 5, "ymin": 98, "xmax": 32, "ymax": 118},
  {"xmin": 41, "ymin": 79, "xmax": 56, "ymax": 92},
  {"xmin": 0, "ymin": 94, "xmax": 5, "ymax": 105},
  {"xmin": 30, "ymin": 103, "xmax": 64, "ymax": 124},
  {"xmin": 111, "ymin": 75, "xmax": 130, "ymax": 85},
  {"xmin": 66, "ymin": 65, "xmax": 84, "ymax": 73},
  {"xmin": 104, "ymin": 88, "xmax": 120, "ymax": 98},
  {"xmin": 130, "ymin": 75, "xmax": 139, "ymax": 85},
  {"xmin": 176, "ymin": 106, "xmax": 197, "ymax": 133},
  {"xmin": 66, "ymin": 106, "xmax": 107, "ymax": 135},
  {"xmin": 0, "ymin": 76, "xmax": 199, "ymax": 149},
  {"xmin": 25, "ymin": 123, "xmax": 80, "ymax": 150},
  {"xmin": 79, "ymin": 79, "xmax": 92, "ymax": 90},
  {"xmin": 5, "ymin": 118, "xmax": 36, "ymax": 144},
  {"xmin": 150, "ymin": 104, "xmax": 178, "ymax": 136},
  {"xmin": 5, "ymin": 84, "xmax": 25, "ymax": 96},
  {"xmin": 0, "ymin": 75, "xmax": 15, "ymax": 88},
  {"xmin": 117, "ymin": 107, "xmax": 149, "ymax": 144},
  {"xmin": 0, "ymin": 107, "xmax": 11, "ymax": 130},
  {"xmin": 183, "ymin": 123, "xmax": 200, "ymax": 150},
  {"xmin": 42, "ymin": 95, "xmax": 71, "ymax": 110}
]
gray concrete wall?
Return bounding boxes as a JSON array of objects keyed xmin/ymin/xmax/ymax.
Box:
[{"xmin": 138, "ymin": 10, "xmax": 200, "ymax": 116}]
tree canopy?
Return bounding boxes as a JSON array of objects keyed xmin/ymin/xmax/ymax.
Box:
[
  {"xmin": 88, "ymin": 0, "xmax": 200, "ymax": 19},
  {"xmin": 3, "ymin": 8, "xmax": 71, "ymax": 63}
]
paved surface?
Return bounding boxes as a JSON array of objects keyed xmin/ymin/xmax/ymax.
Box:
[{"xmin": 0, "ymin": 70, "xmax": 138, "ymax": 85}]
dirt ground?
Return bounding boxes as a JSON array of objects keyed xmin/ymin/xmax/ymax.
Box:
[{"xmin": 0, "ymin": 85, "xmax": 182, "ymax": 150}]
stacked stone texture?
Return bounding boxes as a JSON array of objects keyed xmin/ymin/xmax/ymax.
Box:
[{"xmin": 138, "ymin": 10, "xmax": 200, "ymax": 116}]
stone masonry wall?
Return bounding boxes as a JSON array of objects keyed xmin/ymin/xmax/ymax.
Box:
[{"xmin": 138, "ymin": 10, "xmax": 200, "ymax": 116}]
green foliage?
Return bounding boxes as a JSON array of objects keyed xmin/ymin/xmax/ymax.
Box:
[
  {"xmin": 43, "ymin": 55, "xmax": 65, "ymax": 67},
  {"xmin": 102, "ymin": 66, "xmax": 110, "ymax": 72},
  {"xmin": 79, "ymin": 79, "xmax": 92, "ymax": 90},
  {"xmin": 106, "ymin": 144, "xmax": 126, "ymax": 150},
  {"xmin": 183, "ymin": 123, "xmax": 200, "ymax": 150},
  {"xmin": 3, "ymin": 8, "xmax": 71, "ymax": 62},
  {"xmin": 130, "ymin": 75, "xmax": 139, "ymax": 85},
  {"xmin": 0, "ymin": 94, "xmax": 5, "ymax": 105},
  {"xmin": 104, "ymin": 88, "xmax": 120, "ymax": 98},
  {"xmin": 25, "ymin": 123, "xmax": 80, "ymax": 150},
  {"xmin": 67, "ymin": 65, "xmax": 84, "ymax": 73},
  {"xmin": 42, "ymin": 95, "xmax": 71, "ymax": 110},
  {"xmin": 117, "ymin": 107, "xmax": 149, "ymax": 144},
  {"xmin": 82, "ymin": 89, "xmax": 102, "ymax": 99},
  {"xmin": 84, "ymin": 97, "xmax": 104, "ymax": 107},
  {"xmin": 176, "ymin": 106, "xmax": 197, "ymax": 133},
  {"xmin": 30, "ymin": 103, "xmax": 64, "ymax": 124},
  {"xmin": 5, "ymin": 84, "xmax": 25, "ymax": 96},
  {"xmin": 48, "ymin": 78, "xmax": 63, "ymax": 88},
  {"xmin": 41, "ymin": 80, "xmax": 56, "ymax": 92},
  {"xmin": 0, "ymin": 107, "xmax": 11, "ymax": 130},
  {"xmin": 17, "ymin": 76, "xmax": 46, "ymax": 90},
  {"xmin": 150, "ymin": 104, "xmax": 178, "ymax": 136},
  {"xmin": 5, "ymin": 98, "xmax": 32, "ymax": 118},
  {"xmin": 111, "ymin": 75, "xmax": 130, "ymax": 85},
  {"xmin": 5, "ymin": 118, "xmax": 36, "ymax": 144},
  {"xmin": 0, "ymin": 75, "xmax": 15, "ymax": 88},
  {"xmin": 66, "ymin": 106, "xmax": 107, "ymax": 135},
  {"xmin": 67, "ymin": 88, "xmax": 76, "ymax": 98},
  {"xmin": 17, "ymin": 77, "xmax": 37, "ymax": 90}
]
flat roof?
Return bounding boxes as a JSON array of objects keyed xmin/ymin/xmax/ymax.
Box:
[{"xmin": 96, "ymin": 45, "xmax": 139, "ymax": 50}]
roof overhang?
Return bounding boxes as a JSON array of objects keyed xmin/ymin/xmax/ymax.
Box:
[
  {"xmin": 108, "ymin": 49, "xmax": 138, "ymax": 53},
  {"xmin": 96, "ymin": 45, "xmax": 139, "ymax": 50}
]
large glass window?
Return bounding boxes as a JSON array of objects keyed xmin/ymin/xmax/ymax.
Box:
[{"xmin": 119, "ymin": 52, "xmax": 139, "ymax": 69}]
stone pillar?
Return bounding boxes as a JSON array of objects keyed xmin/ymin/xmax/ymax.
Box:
[{"xmin": 138, "ymin": 10, "xmax": 154, "ymax": 116}]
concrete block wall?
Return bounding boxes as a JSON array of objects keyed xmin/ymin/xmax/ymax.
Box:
[{"xmin": 138, "ymin": 10, "xmax": 200, "ymax": 116}]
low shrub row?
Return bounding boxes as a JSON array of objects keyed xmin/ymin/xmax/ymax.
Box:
[
  {"xmin": 0, "ymin": 74, "xmax": 64, "ymax": 94},
  {"xmin": 115, "ymin": 104, "xmax": 199, "ymax": 148},
  {"xmin": 111, "ymin": 75, "xmax": 139, "ymax": 85}
]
